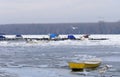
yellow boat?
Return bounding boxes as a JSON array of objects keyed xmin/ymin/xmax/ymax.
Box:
[{"xmin": 68, "ymin": 58, "xmax": 101, "ymax": 71}]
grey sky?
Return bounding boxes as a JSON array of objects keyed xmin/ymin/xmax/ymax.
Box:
[{"xmin": 0, "ymin": 0, "xmax": 120, "ymax": 24}]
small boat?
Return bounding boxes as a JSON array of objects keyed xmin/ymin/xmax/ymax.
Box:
[{"xmin": 68, "ymin": 58, "xmax": 101, "ymax": 71}]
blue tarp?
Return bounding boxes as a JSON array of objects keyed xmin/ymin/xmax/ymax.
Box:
[
  {"xmin": 0, "ymin": 35, "xmax": 5, "ymax": 39},
  {"xmin": 49, "ymin": 34, "xmax": 58, "ymax": 39},
  {"xmin": 16, "ymin": 34, "xmax": 22, "ymax": 37},
  {"xmin": 68, "ymin": 35, "xmax": 76, "ymax": 39}
]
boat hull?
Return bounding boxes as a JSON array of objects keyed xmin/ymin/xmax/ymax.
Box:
[
  {"xmin": 68, "ymin": 61, "xmax": 101, "ymax": 71},
  {"xmin": 69, "ymin": 62, "xmax": 85, "ymax": 69}
]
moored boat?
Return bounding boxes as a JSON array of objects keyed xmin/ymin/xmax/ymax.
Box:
[{"xmin": 68, "ymin": 58, "xmax": 101, "ymax": 71}]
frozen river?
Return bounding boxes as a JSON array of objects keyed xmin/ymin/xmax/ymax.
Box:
[{"xmin": 0, "ymin": 41, "xmax": 120, "ymax": 77}]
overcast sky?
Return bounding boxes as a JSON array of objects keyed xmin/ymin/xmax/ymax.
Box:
[{"xmin": 0, "ymin": 0, "xmax": 120, "ymax": 24}]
